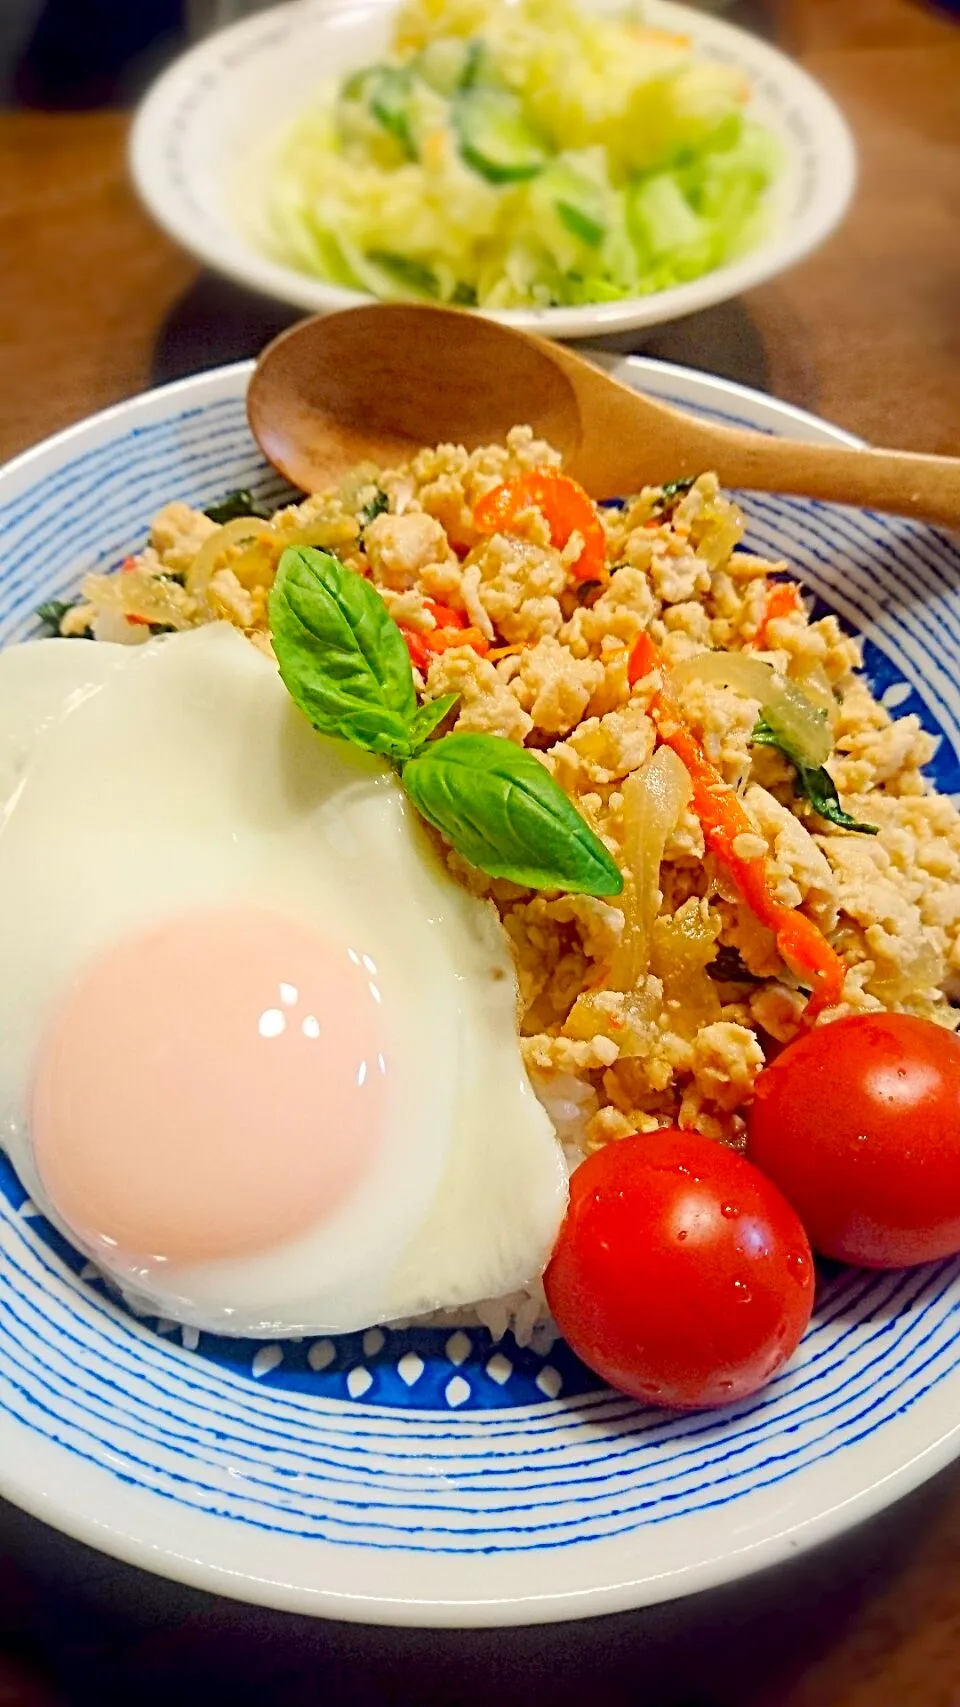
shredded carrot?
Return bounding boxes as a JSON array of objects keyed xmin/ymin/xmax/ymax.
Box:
[
  {"xmin": 426, "ymin": 625, "xmax": 490, "ymax": 656},
  {"xmin": 487, "ymin": 641, "xmax": 531, "ymax": 662},
  {"xmin": 628, "ymin": 631, "xmax": 845, "ymax": 1017},
  {"xmin": 473, "ymin": 471, "xmax": 607, "ymax": 583},
  {"xmin": 752, "ymin": 581, "xmax": 802, "ymax": 650},
  {"xmin": 421, "ymin": 129, "xmax": 446, "ymax": 171}
]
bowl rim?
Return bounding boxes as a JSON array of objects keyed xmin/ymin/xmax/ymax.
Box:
[
  {"xmin": 6, "ymin": 359, "xmax": 960, "ymax": 1630},
  {"xmin": 128, "ymin": 0, "xmax": 858, "ymax": 339}
]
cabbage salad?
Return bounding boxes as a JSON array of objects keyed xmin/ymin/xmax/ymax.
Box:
[{"xmin": 263, "ymin": 0, "xmax": 783, "ymax": 310}]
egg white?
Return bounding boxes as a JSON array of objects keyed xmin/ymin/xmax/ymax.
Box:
[{"xmin": 0, "ymin": 623, "xmax": 567, "ymax": 1335}]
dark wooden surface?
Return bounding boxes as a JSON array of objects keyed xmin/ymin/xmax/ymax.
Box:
[{"xmin": 0, "ymin": 1, "xmax": 959, "ymax": 1701}]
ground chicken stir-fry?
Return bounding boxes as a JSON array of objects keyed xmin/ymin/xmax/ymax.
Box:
[{"xmin": 68, "ymin": 428, "xmax": 960, "ymax": 1151}]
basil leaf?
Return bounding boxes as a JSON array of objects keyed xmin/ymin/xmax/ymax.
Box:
[
  {"xmin": 358, "ymin": 487, "xmax": 389, "ymax": 528},
  {"xmin": 575, "ymin": 579, "xmax": 606, "ymax": 607},
  {"xmin": 401, "ymin": 732, "xmax": 623, "ymax": 896},
  {"xmin": 654, "ymin": 476, "xmax": 696, "ymax": 511},
  {"xmin": 707, "ymin": 945, "xmax": 765, "ymax": 985},
  {"xmin": 35, "ymin": 598, "xmax": 75, "ymax": 634},
  {"xmin": 792, "ymin": 763, "xmax": 879, "ymax": 835},
  {"xmin": 408, "ymin": 693, "xmax": 459, "ymax": 751},
  {"xmin": 752, "ymin": 716, "xmax": 781, "ymax": 749},
  {"xmin": 204, "ymin": 488, "xmax": 273, "ymax": 524},
  {"xmin": 270, "ymin": 547, "xmax": 418, "ymax": 760},
  {"xmin": 752, "ymin": 717, "xmax": 878, "ymax": 835}
]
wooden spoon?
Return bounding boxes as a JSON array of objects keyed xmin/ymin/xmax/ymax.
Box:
[{"xmin": 248, "ymin": 303, "xmax": 960, "ymax": 528}]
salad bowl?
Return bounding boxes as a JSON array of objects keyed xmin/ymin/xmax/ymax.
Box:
[{"xmin": 130, "ymin": 0, "xmax": 856, "ymax": 339}]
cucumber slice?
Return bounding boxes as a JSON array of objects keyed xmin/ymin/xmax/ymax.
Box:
[
  {"xmin": 538, "ymin": 160, "xmax": 608, "ymax": 247},
  {"xmin": 455, "ymin": 89, "xmax": 548, "ymax": 184},
  {"xmin": 557, "ymin": 201, "xmax": 605, "ymax": 246},
  {"xmin": 365, "ymin": 251, "xmax": 441, "ymax": 298},
  {"xmin": 370, "ymin": 67, "xmax": 416, "ymax": 158},
  {"xmin": 341, "ymin": 64, "xmax": 417, "ymax": 160},
  {"xmin": 415, "ymin": 38, "xmax": 472, "ymax": 96},
  {"xmin": 460, "ymin": 40, "xmax": 501, "ymax": 90}
]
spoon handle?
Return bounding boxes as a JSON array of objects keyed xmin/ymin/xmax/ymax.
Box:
[{"xmin": 694, "ymin": 431, "xmax": 960, "ymax": 531}]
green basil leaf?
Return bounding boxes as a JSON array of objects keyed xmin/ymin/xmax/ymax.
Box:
[
  {"xmin": 653, "ymin": 476, "xmax": 697, "ymax": 513},
  {"xmin": 751, "ymin": 715, "xmax": 781, "ymax": 748},
  {"xmin": 706, "ymin": 945, "xmax": 765, "ymax": 985},
  {"xmin": 35, "ymin": 598, "xmax": 75, "ymax": 634},
  {"xmin": 792, "ymin": 762, "xmax": 879, "ymax": 835},
  {"xmin": 752, "ymin": 716, "xmax": 878, "ymax": 835},
  {"xmin": 401, "ymin": 731, "xmax": 623, "ymax": 896},
  {"xmin": 408, "ymin": 693, "xmax": 459, "ymax": 751},
  {"xmin": 358, "ymin": 487, "xmax": 389, "ymax": 528},
  {"xmin": 270, "ymin": 547, "xmax": 417, "ymax": 760},
  {"xmin": 204, "ymin": 488, "xmax": 273, "ymax": 524}
]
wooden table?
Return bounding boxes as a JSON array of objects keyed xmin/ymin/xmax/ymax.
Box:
[{"xmin": 0, "ymin": 1, "xmax": 958, "ymax": 1703}]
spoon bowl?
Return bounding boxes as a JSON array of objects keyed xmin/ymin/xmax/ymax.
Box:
[
  {"xmin": 248, "ymin": 304, "xmax": 960, "ymax": 528},
  {"xmin": 248, "ymin": 306, "xmax": 583, "ymax": 493}
]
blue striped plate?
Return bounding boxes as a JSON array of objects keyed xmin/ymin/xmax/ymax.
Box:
[{"xmin": 1, "ymin": 358, "xmax": 958, "ymax": 1625}]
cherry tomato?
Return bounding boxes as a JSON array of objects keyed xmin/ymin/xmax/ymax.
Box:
[
  {"xmin": 747, "ymin": 1013, "xmax": 960, "ymax": 1268},
  {"xmin": 543, "ymin": 1129, "xmax": 814, "ymax": 1410}
]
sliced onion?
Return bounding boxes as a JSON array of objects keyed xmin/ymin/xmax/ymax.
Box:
[
  {"xmin": 672, "ymin": 649, "xmax": 832, "ymax": 769},
  {"xmin": 228, "ymin": 537, "xmax": 283, "ymax": 592},
  {"xmin": 693, "ymin": 501, "xmax": 745, "ymax": 570},
  {"xmin": 672, "ymin": 650, "xmax": 775, "ymax": 701},
  {"xmin": 190, "ymin": 515, "xmax": 362, "ymax": 599},
  {"xmin": 764, "ymin": 677, "xmax": 833, "ymax": 767},
  {"xmin": 651, "ymin": 902, "xmax": 722, "ymax": 1039},
  {"xmin": 186, "ymin": 518, "xmax": 276, "ymax": 597},
  {"xmin": 793, "ymin": 664, "xmax": 839, "ymax": 732},
  {"xmin": 608, "ymin": 744, "xmax": 692, "ymax": 993},
  {"xmin": 82, "ymin": 569, "xmax": 196, "ymax": 631}
]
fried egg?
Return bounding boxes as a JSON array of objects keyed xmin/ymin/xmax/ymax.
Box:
[{"xmin": 0, "ymin": 623, "xmax": 567, "ymax": 1335}]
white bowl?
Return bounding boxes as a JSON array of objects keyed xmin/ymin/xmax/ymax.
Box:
[
  {"xmin": 2, "ymin": 357, "xmax": 960, "ymax": 1624},
  {"xmin": 130, "ymin": 0, "xmax": 856, "ymax": 340}
]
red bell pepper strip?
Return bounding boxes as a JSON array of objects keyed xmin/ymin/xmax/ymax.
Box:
[
  {"xmin": 753, "ymin": 581, "xmax": 801, "ymax": 650},
  {"xmin": 400, "ymin": 597, "xmax": 490, "ymax": 673},
  {"xmin": 473, "ymin": 471, "xmax": 607, "ymax": 583},
  {"xmin": 422, "ymin": 598, "xmax": 464, "ymax": 629},
  {"xmin": 400, "ymin": 626, "xmax": 432, "ymax": 673},
  {"xmin": 628, "ymin": 630, "xmax": 845, "ymax": 1017}
]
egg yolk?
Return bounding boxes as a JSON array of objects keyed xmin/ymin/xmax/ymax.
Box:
[{"xmin": 31, "ymin": 907, "xmax": 387, "ymax": 1264}]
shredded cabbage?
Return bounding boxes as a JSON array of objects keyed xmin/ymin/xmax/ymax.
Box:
[{"xmin": 260, "ymin": 0, "xmax": 782, "ymax": 310}]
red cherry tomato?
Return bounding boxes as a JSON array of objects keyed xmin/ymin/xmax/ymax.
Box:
[
  {"xmin": 543, "ymin": 1129, "xmax": 814, "ymax": 1410},
  {"xmin": 747, "ymin": 1013, "xmax": 960, "ymax": 1268}
]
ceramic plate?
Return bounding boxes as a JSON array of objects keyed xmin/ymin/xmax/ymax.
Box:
[
  {"xmin": 130, "ymin": 0, "xmax": 856, "ymax": 339},
  {"xmin": 1, "ymin": 359, "xmax": 959, "ymax": 1625}
]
